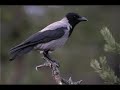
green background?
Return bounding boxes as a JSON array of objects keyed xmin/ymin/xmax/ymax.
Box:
[{"xmin": 1, "ymin": 5, "xmax": 120, "ymax": 84}]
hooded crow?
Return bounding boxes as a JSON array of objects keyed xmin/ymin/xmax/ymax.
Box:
[{"xmin": 9, "ymin": 12, "xmax": 88, "ymax": 61}]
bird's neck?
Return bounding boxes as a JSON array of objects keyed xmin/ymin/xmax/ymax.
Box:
[
  {"xmin": 60, "ymin": 17, "xmax": 71, "ymax": 28},
  {"xmin": 60, "ymin": 17, "xmax": 75, "ymax": 37},
  {"xmin": 68, "ymin": 28, "xmax": 75, "ymax": 37},
  {"xmin": 67, "ymin": 23, "xmax": 76, "ymax": 37}
]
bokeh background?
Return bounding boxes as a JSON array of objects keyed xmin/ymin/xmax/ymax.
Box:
[{"xmin": 1, "ymin": 5, "xmax": 120, "ymax": 84}]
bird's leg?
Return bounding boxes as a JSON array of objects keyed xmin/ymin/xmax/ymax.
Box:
[
  {"xmin": 43, "ymin": 51, "xmax": 52, "ymax": 61},
  {"xmin": 35, "ymin": 50, "xmax": 83, "ymax": 85},
  {"xmin": 43, "ymin": 51, "xmax": 60, "ymax": 67},
  {"xmin": 36, "ymin": 51, "xmax": 60, "ymax": 72}
]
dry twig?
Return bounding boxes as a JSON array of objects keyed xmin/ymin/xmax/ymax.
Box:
[{"xmin": 36, "ymin": 57, "xmax": 82, "ymax": 85}]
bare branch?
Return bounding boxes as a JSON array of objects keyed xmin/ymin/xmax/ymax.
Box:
[{"xmin": 36, "ymin": 57, "xmax": 82, "ymax": 85}]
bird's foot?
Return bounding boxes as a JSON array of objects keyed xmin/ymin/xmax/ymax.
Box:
[
  {"xmin": 35, "ymin": 57, "xmax": 60, "ymax": 73},
  {"xmin": 35, "ymin": 60, "xmax": 50, "ymax": 71},
  {"xmin": 35, "ymin": 56, "xmax": 82, "ymax": 85},
  {"xmin": 49, "ymin": 59, "xmax": 60, "ymax": 68}
]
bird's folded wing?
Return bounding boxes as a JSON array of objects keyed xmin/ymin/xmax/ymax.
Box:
[{"xmin": 10, "ymin": 27, "xmax": 66, "ymax": 52}]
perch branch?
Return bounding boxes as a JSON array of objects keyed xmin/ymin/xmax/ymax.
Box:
[{"xmin": 36, "ymin": 57, "xmax": 82, "ymax": 85}]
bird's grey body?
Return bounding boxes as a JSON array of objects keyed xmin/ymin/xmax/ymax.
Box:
[
  {"xmin": 9, "ymin": 12, "xmax": 87, "ymax": 61},
  {"xmin": 35, "ymin": 34, "xmax": 68, "ymax": 51},
  {"xmin": 35, "ymin": 17, "xmax": 71, "ymax": 51}
]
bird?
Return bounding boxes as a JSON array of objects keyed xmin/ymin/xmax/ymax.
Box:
[{"xmin": 9, "ymin": 12, "xmax": 88, "ymax": 64}]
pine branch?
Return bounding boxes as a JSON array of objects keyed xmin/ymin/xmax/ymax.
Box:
[
  {"xmin": 100, "ymin": 27, "xmax": 120, "ymax": 54},
  {"xmin": 90, "ymin": 27, "xmax": 120, "ymax": 84},
  {"xmin": 90, "ymin": 56, "xmax": 120, "ymax": 84}
]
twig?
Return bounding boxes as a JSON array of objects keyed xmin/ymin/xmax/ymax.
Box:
[{"xmin": 36, "ymin": 57, "xmax": 82, "ymax": 85}]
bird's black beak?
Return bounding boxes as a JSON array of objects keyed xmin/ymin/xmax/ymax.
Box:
[{"xmin": 78, "ymin": 17, "xmax": 88, "ymax": 21}]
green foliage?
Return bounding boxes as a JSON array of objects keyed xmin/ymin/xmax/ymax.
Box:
[
  {"xmin": 100, "ymin": 27, "xmax": 120, "ymax": 54},
  {"xmin": 90, "ymin": 56, "xmax": 120, "ymax": 84},
  {"xmin": 90, "ymin": 27, "xmax": 120, "ymax": 84}
]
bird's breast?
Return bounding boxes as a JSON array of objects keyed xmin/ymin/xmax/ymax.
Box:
[
  {"xmin": 35, "ymin": 31, "xmax": 69, "ymax": 51},
  {"xmin": 35, "ymin": 37, "xmax": 68, "ymax": 51}
]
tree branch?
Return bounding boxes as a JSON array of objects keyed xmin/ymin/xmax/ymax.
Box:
[
  {"xmin": 36, "ymin": 57, "xmax": 82, "ymax": 85},
  {"xmin": 90, "ymin": 27, "xmax": 120, "ymax": 85}
]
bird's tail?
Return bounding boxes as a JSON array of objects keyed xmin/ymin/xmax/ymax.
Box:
[{"xmin": 9, "ymin": 43, "xmax": 34, "ymax": 61}]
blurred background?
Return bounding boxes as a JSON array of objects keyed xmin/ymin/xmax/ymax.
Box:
[{"xmin": 0, "ymin": 5, "xmax": 120, "ymax": 85}]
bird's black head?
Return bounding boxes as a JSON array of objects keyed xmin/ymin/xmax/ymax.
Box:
[{"xmin": 66, "ymin": 12, "xmax": 88, "ymax": 28}]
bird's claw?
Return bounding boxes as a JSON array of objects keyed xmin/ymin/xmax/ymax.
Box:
[
  {"xmin": 36, "ymin": 66, "xmax": 38, "ymax": 71},
  {"xmin": 35, "ymin": 60, "xmax": 50, "ymax": 71},
  {"xmin": 35, "ymin": 64, "xmax": 45, "ymax": 71},
  {"xmin": 35, "ymin": 57, "xmax": 60, "ymax": 72}
]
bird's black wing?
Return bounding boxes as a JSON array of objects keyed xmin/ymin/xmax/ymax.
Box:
[
  {"xmin": 9, "ymin": 27, "xmax": 67, "ymax": 61},
  {"xmin": 25, "ymin": 27, "xmax": 66, "ymax": 44},
  {"xmin": 10, "ymin": 27, "xmax": 66, "ymax": 51}
]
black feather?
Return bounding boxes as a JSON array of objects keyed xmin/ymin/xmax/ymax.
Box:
[
  {"xmin": 9, "ymin": 27, "xmax": 66, "ymax": 61},
  {"xmin": 9, "ymin": 46, "xmax": 33, "ymax": 61}
]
